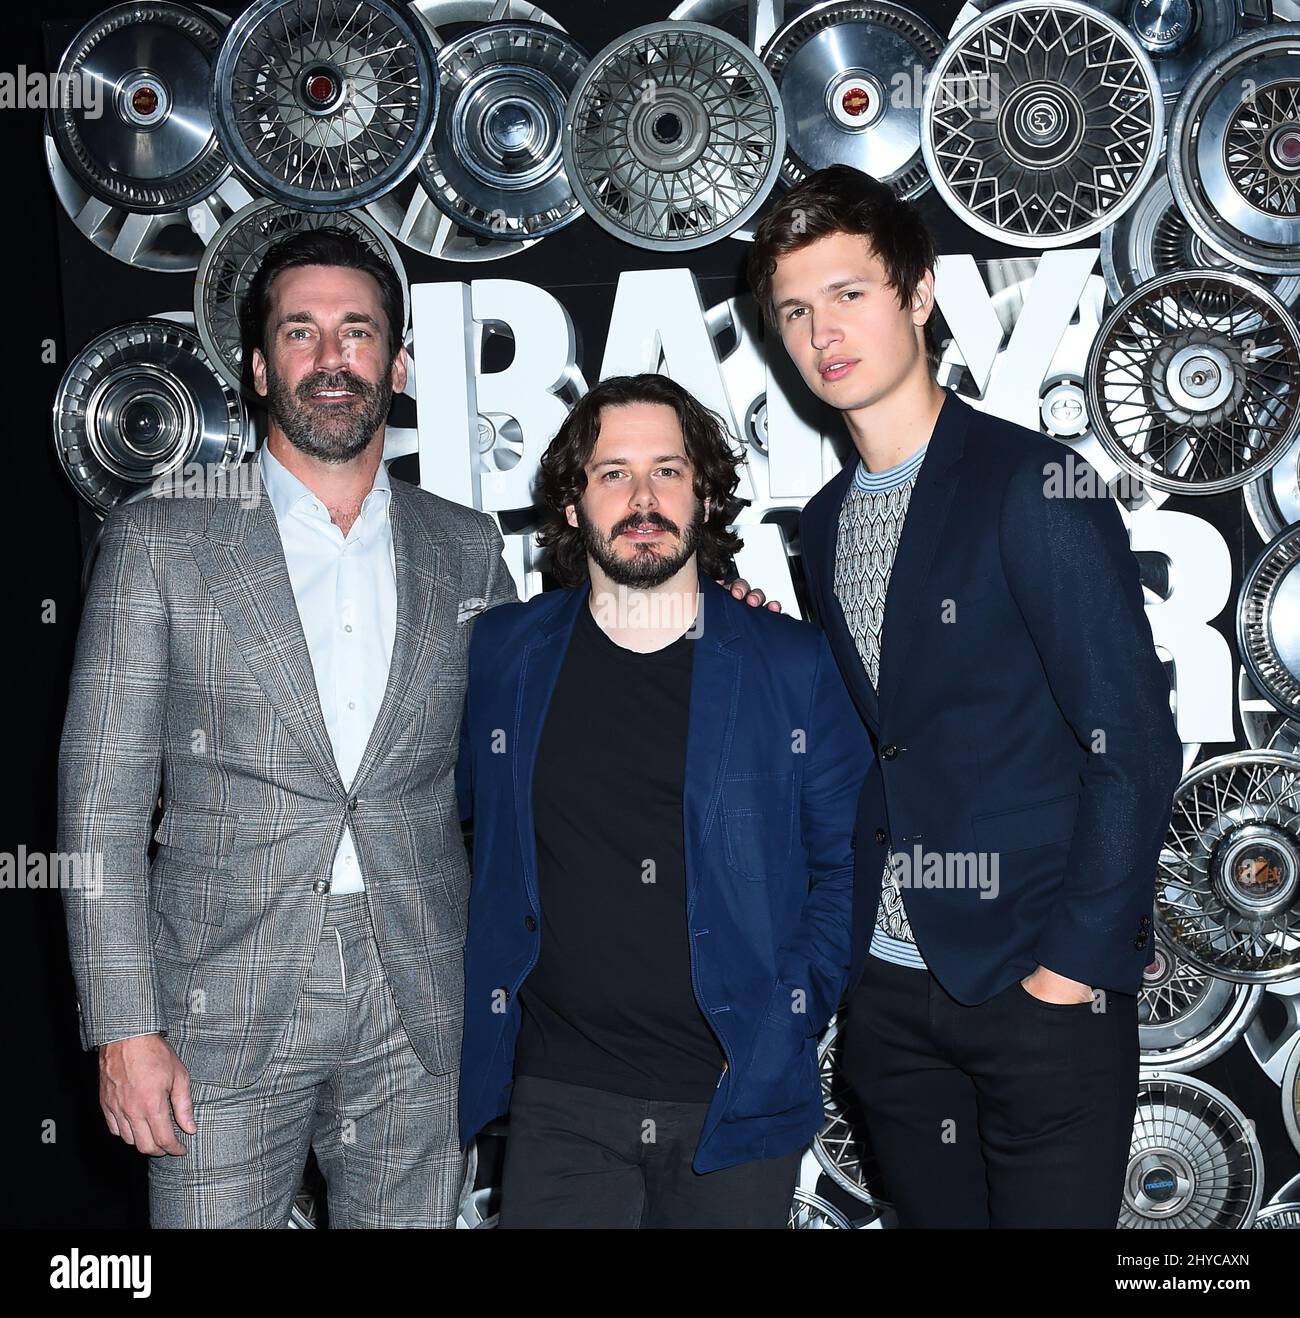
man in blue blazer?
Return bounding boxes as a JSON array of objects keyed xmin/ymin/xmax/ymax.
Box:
[
  {"xmin": 747, "ymin": 166, "xmax": 1184, "ymax": 1227},
  {"xmin": 456, "ymin": 373, "xmax": 872, "ymax": 1228}
]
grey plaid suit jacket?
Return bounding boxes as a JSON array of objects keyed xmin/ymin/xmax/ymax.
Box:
[{"xmin": 57, "ymin": 470, "xmax": 519, "ymax": 1087}]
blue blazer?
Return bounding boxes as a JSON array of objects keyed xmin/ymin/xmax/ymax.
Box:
[
  {"xmin": 799, "ymin": 390, "xmax": 1183, "ymax": 1005},
  {"xmin": 456, "ymin": 574, "xmax": 874, "ymax": 1173}
]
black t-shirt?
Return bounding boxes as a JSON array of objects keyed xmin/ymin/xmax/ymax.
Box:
[{"xmin": 515, "ymin": 596, "xmax": 726, "ymax": 1102}]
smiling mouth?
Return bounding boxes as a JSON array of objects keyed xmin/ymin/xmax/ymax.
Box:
[{"xmin": 820, "ymin": 360, "xmax": 856, "ymax": 380}]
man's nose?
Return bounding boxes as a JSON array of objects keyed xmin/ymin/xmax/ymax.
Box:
[
  {"xmin": 810, "ymin": 312, "xmax": 842, "ymax": 352},
  {"xmin": 314, "ymin": 332, "xmax": 346, "ymax": 372}
]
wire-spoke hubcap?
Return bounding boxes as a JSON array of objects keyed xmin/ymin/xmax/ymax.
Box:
[
  {"xmin": 1087, "ymin": 272, "xmax": 1300, "ymax": 495},
  {"xmin": 212, "ymin": 0, "xmax": 437, "ymax": 211},
  {"xmin": 563, "ymin": 21, "xmax": 784, "ymax": 250},
  {"xmin": 1157, "ymin": 752, "xmax": 1300, "ymax": 982}
]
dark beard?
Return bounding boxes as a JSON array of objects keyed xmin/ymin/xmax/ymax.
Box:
[
  {"xmin": 576, "ymin": 502, "xmax": 703, "ymax": 587},
  {"xmin": 264, "ymin": 359, "xmax": 393, "ymax": 464}
]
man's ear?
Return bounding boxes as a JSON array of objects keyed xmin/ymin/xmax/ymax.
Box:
[
  {"xmin": 250, "ymin": 346, "xmax": 269, "ymax": 398},
  {"xmin": 912, "ymin": 269, "xmax": 936, "ymax": 327},
  {"xmin": 703, "ymin": 496, "xmax": 711, "ymax": 517},
  {"xmin": 565, "ymin": 502, "xmax": 578, "ymax": 529},
  {"xmin": 390, "ymin": 341, "xmax": 408, "ymax": 395}
]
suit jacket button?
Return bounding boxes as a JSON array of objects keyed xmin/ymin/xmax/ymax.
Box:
[
  {"xmin": 874, "ymin": 828, "xmax": 887, "ymax": 845},
  {"xmin": 347, "ymin": 796, "xmax": 358, "ymax": 812},
  {"xmin": 881, "ymin": 744, "xmax": 898, "ymax": 760},
  {"xmin": 313, "ymin": 879, "xmax": 330, "ymax": 895},
  {"xmin": 525, "ymin": 915, "xmax": 537, "ymax": 932}
]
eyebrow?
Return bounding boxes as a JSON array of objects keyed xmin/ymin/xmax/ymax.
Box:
[
  {"xmin": 775, "ymin": 275, "xmax": 871, "ymax": 311},
  {"xmin": 589, "ymin": 455, "xmax": 688, "ymax": 469},
  {"xmin": 275, "ymin": 310, "xmax": 380, "ymax": 329}
]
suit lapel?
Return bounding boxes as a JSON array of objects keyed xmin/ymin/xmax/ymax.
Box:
[
  {"xmin": 189, "ymin": 492, "xmax": 344, "ymax": 793},
  {"xmin": 874, "ymin": 392, "xmax": 970, "ymax": 720},
  {"xmin": 350, "ymin": 481, "xmax": 453, "ymax": 791},
  {"xmin": 810, "ymin": 463, "xmax": 880, "ymax": 734},
  {"xmin": 512, "ymin": 583, "xmax": 588, "ymax": 897},
  {"xmin": 683, "ymin": 578, "xmax": 742, "ymax": 905}
]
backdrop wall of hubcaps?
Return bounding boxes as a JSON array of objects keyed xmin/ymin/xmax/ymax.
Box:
[
  {"xmin": 812, "ymin": 1017, "xmax": 891, "ymax": 1206},
  {"xmin": 1102, "ymin": 168, "xmax": 1300, "ymax": 307}
]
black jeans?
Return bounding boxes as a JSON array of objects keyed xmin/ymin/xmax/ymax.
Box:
[
  {"xmin": 498, "ymin": 1074, "xmax": 801, "ymax": 1228},
  {"xmin": 839, "ymin": 953, "xmax": 1138, "ymax": 1228}
]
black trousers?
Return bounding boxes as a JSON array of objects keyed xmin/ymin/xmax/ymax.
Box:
[
  {"xmin": 839, "ymin": 953, "xmax": 1138, "ymax": 1228},
  {"xmin": 498, "ymin": 1074, "xmax": 801, "ymax": 1228}
]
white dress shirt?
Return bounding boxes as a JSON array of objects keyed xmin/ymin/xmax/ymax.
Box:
[{"xmin": 258, "ymin": 443, "xmax": 397, "ymax": 893}]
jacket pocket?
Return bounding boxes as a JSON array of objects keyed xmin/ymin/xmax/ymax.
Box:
[
  {"xmin": 152, "ymin": 805, "xmax": 238, "ymax": 864},
  {"xmin": 720, "ymin": 774, "xmax": 793, "ymax": 880},
  {"xmin": 970, "ymin": 792, "xmax": 1079, "ymax": 855},
  {"xmin": 730, "ymin": 1010, "xmax": 819, "ymax": 1120}
]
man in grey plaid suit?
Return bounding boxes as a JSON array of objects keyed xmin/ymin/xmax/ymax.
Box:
[{"xmin": 58, "ymin": 228, "xmax": 517, "ymax": 1227}]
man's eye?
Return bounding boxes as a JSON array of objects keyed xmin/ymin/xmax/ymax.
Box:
[
  {"xmin": 656, "ymin": 468, "xmax": 682, "ymax": 477},
  {"xmin": 785, "ymin": 307, "xmax": 805, "ymax": 321},
  {"xmin": 288, "ymin": 328, "xmax": 309, "ymax": 339},
  {"xmin": 347, "ymin": 329, "xmax": 370, "ymax": 337},
  {"xmin": 842, "ymin": 290, "xmax": 862, "ymax": 302},
  {"xmin": 601, "ymin": 471, "xmax": 624, "ymax": 481}
]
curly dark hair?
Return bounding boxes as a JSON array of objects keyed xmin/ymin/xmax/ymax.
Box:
[
  {"xmin": 535, "ymin": 373, "xmax": 745, "ymax": 588},
  {"xmin": 241, "ymin": 227, "xmax": 406, "ymax": 389},
  {"xmin": 747, "ymin": 164, "xmax": 942, "ymax": 367}
]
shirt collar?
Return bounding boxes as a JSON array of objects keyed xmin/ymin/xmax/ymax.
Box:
[{"xmin": 258, "ymin": 441, "xmax": 392, "ymax": 526}]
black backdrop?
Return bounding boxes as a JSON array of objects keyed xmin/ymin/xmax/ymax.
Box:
[{"xmin": 8, "ymin": 0, "xmax": 1298, "ymax": 1231}]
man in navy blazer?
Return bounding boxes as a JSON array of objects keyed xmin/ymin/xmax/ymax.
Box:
[
  {"xmin": 747, "ymin": 166, "xmax": 1184, "ymax": 1227},
  {"xmin": 456, "ymin": 373, "xmax": 871, "ymax": 1228}
]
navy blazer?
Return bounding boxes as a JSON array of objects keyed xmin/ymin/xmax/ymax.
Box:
[
  {"xmin": 799, "ymin": 390, "xmax": 1183, "ymax": 1005},
  {"xmin": 456, "ymin": 573, "xmax": 874, "ymax": 1173}
]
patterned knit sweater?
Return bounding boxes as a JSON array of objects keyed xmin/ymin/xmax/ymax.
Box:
[{"xmin": 833, "ymin": 442, "xmax": 930, "ymax": 971}]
